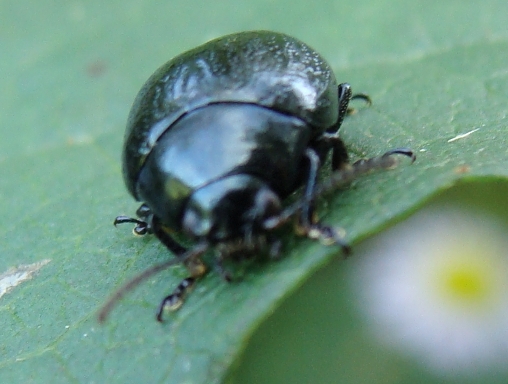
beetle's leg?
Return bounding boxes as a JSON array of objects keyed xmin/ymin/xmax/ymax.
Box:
[
  {"xmin": 151, "ymin": 216, "xmax": 209, "ymax": 321},
  {"xmin": 321, "ymin": 84, "xmax": 354, "ymax": 170},
  {"xmin": 333, "ymin": 83, "xmax": 371, "ymax": 128},
  {"xmin": 296, "ymin": 219, "xmax": 351, "ymax": 255},
  {"xmin": 335, "ymin": 83, "xmax": 353, "ymax": 130},
  {"xmin": 151, "ymin": 215, "xmax": 188, "ymax": 256},
  {"xmin": 114, "ymin": 216, "xmax": 151, "ymax": 235},
  {"xmin": 113, "ymin": 203, "xmax": 154, "ymax": 235},
  {"xmin": 282, "ymin": 148, "xmax": 415, "ymax": 255},
  {"xmin": 316, "ymin": 148, "xmax": 416, "ymax": 197},
  {"xmin": 304, "ymin": 223, "xmax": 351, "ymax": 254},
  {"xmin": 267, "ymin": 235, "xmax": 282, "ymax": 260},
  {"xmin": 263, "ymin": 149, "xmax": 414, "ymax": 252},
  {"xmin": 314, "ymin": 130, "xmax": 349, "ymax": 171},
  {"xmin": 155, "ymin": 255, "xmax": 207, "ymax": 322},
  {"xmin": 347, "ymin": 93, "xmax": 372, "ymax": 115},
  {"xmin": 135, "ymin": 203, "xmax": 152, "ymax": 220},
  {"xmin": 296, "ymin": 155, "xmax": 352, "ymax": 255},
  {"xmin": 299, "ymin": 148, "xmax": 321, "ymax": 229},
  {"xmin": 216, "ymin": 252, "xmax": 233, "ymax": 282},
  {"xmin": 295, "ymin": 149, "xmax": 352, "ymax": 253},
  {"xmin": 324, "ymin": 85, "xmax": 372, "ymax": 169}
]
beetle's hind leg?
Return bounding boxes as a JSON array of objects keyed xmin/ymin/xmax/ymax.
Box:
[
  {"xmin": 323, "ymin": 85, "xmax": 371, "ymax": 171},
  {"xmin": 264, "ymin": 149, "xmax": 414, "ymax": 255},
  {"xmin": 334, "ymin": 83, "xmax": 371, "ymax": 130},
  {"xmin": 347, "ymin": 93, "xmax": 372, "ymax": 115}
]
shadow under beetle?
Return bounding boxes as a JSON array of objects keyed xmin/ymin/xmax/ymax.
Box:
[{"xmin": 98, "ymin": 31, "xmax": 415, "ymax": 322}]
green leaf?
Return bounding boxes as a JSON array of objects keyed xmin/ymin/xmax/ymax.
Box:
[{"xmin": 1, "ymin": 0, "xmax": 507, "ymax": 383}]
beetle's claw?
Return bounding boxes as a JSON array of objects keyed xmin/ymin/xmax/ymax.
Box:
[
  {"xmin": 114, "ymin": 215, "xmax": 135, "ymax": 226},
  {"xmin": 303, "ymin": 223, "xmax": 351, "ymax": 255},
  {"xmin": 351, "ymin": 93, "xmax": 372, "ymax": 106},
  {"xmin": 113, "ymin": 215, "xmax": 150, "ymax": 236},
  {"xmin": 133, "ymin": 224, "xmax": 149, "ymax": 236},
  {"xmin": 382, "ymin": 147, "xmax": 416, "ymax": 163},
  {"xmin": 347, "ymin": 93, "xmax": 372, "ymax": 115}
]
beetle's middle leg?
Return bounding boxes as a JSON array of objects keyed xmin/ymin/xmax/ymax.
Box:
[
  {"xmin": 298, "ymin": 148, "xmax": 320, "ymax": 230},
  {"xmin": 296, "ymin": 148, "xmax": 351, "ymax": 253}
]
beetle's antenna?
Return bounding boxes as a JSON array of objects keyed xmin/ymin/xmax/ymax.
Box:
[
  {"xmin": 97, "ymin": 242, "xmax": 209, "ymax": 323},
  {"xmin": 263, "ymin": 148, "xmax": 415, "ymax": 230}
]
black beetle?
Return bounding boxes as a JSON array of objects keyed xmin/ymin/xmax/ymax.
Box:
[{"xmin": 98, "ymin": 31, "xmax": 414, "ymax": 322}]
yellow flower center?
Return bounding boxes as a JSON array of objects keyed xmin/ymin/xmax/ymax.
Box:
[
  {"xmin": 444, "ymin": 266, "xmax": 489, "ymax": 300},
  {"xmin": 436, "ymin": 255, "xmax": 497, "ymax": 307}
]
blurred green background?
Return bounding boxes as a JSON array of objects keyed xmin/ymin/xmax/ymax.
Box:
[
  {"xmin": 233, "ymin": 182, "xmax": 508, "ymax": 384},
  {"xmin": 1, "ymin": 0, "xmax": 508, "ymax": 383}
]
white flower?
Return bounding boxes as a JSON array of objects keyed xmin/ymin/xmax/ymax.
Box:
[{"xmin": 350, "ymin": 208, "xmax": 508, "ymax": 377}]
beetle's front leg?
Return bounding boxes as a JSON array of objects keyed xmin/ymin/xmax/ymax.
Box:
[
  {"xmin": 347, "ymin": 93, "xmax": 372, "ymax": 115},
  {"xmin": 155, "ymin": 253, "xmax": 207, "ymax": 322},
  {"xmin": 151, "ymin": 216, "xmax": 210, "ymax": 321},
  {"xmin": 151, "ymin": 215, "xmax": 188, "ymax": 256},
  {"xmin": 114, "ymin": 204, "xmax": 153, "ymax": 235}
]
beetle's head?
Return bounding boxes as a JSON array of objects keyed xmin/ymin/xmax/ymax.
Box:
[{"xmin": 182, "ymin": 174, "xmax": 281, "ymax": 243}]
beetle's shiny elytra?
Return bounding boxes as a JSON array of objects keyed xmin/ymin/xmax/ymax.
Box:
[{"xmin": 99, "ymin": 31, "xmax": 414, "ymax": 322}]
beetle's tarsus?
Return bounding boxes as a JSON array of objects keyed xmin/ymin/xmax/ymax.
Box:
[
  {"xmin": 301, "ymin": 223, "xmax": 351, "ymax": 255},
  {"xmin": 351, "ymin": 93, "xmax": 372, "ymax": 105},
  {"xmin": 155, "ymin": 249, "xmax": 209, "ymax": 322},
  {"xmin": 114, "ymin": 216, "xmax": 140, "ymax": 226},
  {"xmin": 97, "ymin": 243, "xmax": 208, "ymax": 323},
  {"xmin": 156, "ymin": 277, "xmax": 196, "ymax": 322},
  {"xmin": 113, "ymin": 215, "xmax": 150, "ymax": 236},
  {"xmin": 318, "ymin": 148, "xmax": 416, "ymax": 195},
  {"xmin": 346, "ymin": 92, "xmax": 372, "ymax": 115},
  {"xmin": 382, "ymin": 147, "xmax": 416, "ymax": 163}
]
